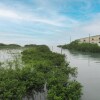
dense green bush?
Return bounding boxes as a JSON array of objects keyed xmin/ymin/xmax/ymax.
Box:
[
  {"xmin": 0, "ymin": 45, "xmax": 82, "ymax": 100},
  {"xmin": 61, "ymin": 40, "xmax": 100, "ymax": 53},
  {"xmin": 22, "ymin": 45, "xmax": 82, "ymax": 100},
  {"xmin": 0, "ymin": 43, "xmax": 21, "ymax": 49}
]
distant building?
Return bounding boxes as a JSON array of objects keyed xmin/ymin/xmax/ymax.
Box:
[{"xmin": 77, "ymin": 35, "xmax": 100, "ymax": 46}]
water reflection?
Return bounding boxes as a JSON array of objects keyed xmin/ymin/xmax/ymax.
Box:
[
  {"xmin": 68, "ymin": 50, "xmax": 100, "ymax": 61},
  {"xmin": 51, "ymin": 46, "xmax": 100, "ymax": 100},
  {"xmin": 0, "ymin": 49, "xmax": 23, "ymax": 69},
  {"xmin": 0, "ymin": 49, "xmax": 22, "ymax": 61}
]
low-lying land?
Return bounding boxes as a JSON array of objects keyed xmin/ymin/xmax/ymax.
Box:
[
  {"xmin": 0, "ymin": 45, "xmax": 82, "ymax": 100},
  {"xmin": 59, "ymin": 40, "xmax": 100, "ymax": 53},
  {"xmin": 0, "ymin": 43, "xmax": 22, "ymax": 49}
]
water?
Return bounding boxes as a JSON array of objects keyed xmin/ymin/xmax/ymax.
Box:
[
  {"xmin": 0, "ymin": 49, "xmax": 23, "ymax": 68},
  {"xmin": 0, "ymin": 49, "xmax": 22, "ymax": 61},
  {"xmin": 52, "ymin": 46, "xmax": 100, "ymax": 100}
]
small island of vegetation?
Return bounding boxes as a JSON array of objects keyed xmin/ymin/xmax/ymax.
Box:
[
  {"xmin": 58, "ymin": 40, "xmax": 100, "ymax": 53},
  {"xmin": 0, "ymin": 43, "xmax": 21, "ymax": 49}
]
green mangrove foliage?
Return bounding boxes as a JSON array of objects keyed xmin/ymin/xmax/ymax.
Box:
[
  {"xmin": 59, "ymin": 40, "xmax": 100, "ymax": 53},
  {"xmin": 0, "ymin": 45, "xmax": 82, "ymax": 100},
  {"xmin": 24, "ymin": 44, "xmax": 37, "ymax": 48},
  {"xmin": 0, "ymin": 67, "xmax": 26, "ymax": 99},
  {"xmin": 22, "ymin": 45, "xmax": 82, "ymax": 100},
  {"xmin": 0, "ymin": 43, "xmax": 21, "ymax": 49}
]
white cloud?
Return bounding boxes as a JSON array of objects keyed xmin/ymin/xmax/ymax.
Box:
[
  {"xmin": 69, "ymin": 13, "xmax": 100, "ymax": 40},
  {"xmin": 0, "ymin": 8, "xmax": 62, "ymax": 26},
  {"xmin": 0, "ymin": 32, "xmax": 34, "ymax": 38},
  {"xmin": 0, "ymin": 9, "xmax": 22, "ymax": 20},
  {"xmin": 0, "ymin": 32, "xmax": 37, "ymax": 45},
  {"xmin": 80, "ymin": 13, "xmax": 100, "ymax": 34},
  {"xmin": 0, "ymin": 2, "xmax": 80, "ymax": 27}
]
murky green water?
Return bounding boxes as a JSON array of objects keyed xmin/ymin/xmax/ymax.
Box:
[{"xmin": 52, "ymin": 46, "xmax": 100, "ymax": 100}]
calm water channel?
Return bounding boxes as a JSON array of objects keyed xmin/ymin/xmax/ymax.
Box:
[
  {"xmin": 52, "ymin": 46, "xmax": 100, "ymax": 100},
  {"xmin": 0, "ymin": 48, "xmax": 100, "ymax": 100}
]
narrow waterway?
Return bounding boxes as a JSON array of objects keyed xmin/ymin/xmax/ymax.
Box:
[{"xmin": 52, "ymin": 46, "xmax": 100, "ymax": 100}]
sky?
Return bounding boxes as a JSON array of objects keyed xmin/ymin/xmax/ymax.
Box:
[{"xmin": 0, "ymin": 0, "xmax": 100, "ymax": 45}]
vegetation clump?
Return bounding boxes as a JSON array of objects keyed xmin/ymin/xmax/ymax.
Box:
[
  {"xmin": 0, "ymin": 43, "xmax": 21, "ymax": 49},
  {"xmin": 59, "ymin": 40, "xmax": 100, "ymax": 53},
  {"xmin": 0, "ymin": 45, "xmax": 82, "ymax": 100}
]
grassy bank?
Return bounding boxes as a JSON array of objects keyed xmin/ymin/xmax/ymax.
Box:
[{"xmin": 59, "ymin": 40, "xmax": 100, "ymax": 53}]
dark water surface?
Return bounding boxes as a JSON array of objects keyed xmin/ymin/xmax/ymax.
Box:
[{"xmin": 52, "ymin": 46, "xmax": 100, "ymax": 100}]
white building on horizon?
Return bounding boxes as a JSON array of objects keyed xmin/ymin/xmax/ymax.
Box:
[{"xmin": 77, "ymin": 35, "xmax": 100, "ymax": 46}]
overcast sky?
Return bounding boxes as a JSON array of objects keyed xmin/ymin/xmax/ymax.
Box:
[{"xmin": 0, "ymin": 0, "xmax": 100, "ymax": 45}]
